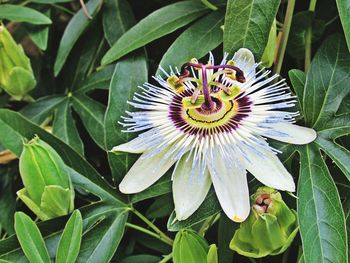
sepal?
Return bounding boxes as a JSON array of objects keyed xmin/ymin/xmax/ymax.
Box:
[{"xmin": 229, "ymin": 187, "xmax": 298, "ymax": 258}]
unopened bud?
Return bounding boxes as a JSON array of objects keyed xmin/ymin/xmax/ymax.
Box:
[
  {"xmin": 173, "ymin": 229, "xmax": 209, "ymax": 263},
  {"xmin": 0, "ymin": 24, "xmax": 36, "ymax": 100},
  {"xmin": 230, "ymin": 187, "xmax": 298, "ymax": 258},
  {"xmin": 17, "ymin": 136, "xmax": 74, "ymax": 220}
]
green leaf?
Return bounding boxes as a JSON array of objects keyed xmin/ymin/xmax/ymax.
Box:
[
  {"xmin": 288, "ymin": 69, "xmax": 306, "ymax": 114},
  {"xmin": 287, "ymin": 11, "xmax": 325, "ymax": 60},
  {"xmin": 14, "ymin": 212, "xmax": 50, "ymax": 263},
  {"xmin": 102, "ymin": 0, "xmax": 136, "ymax": 46},
  {"xmin": 56, "ymin": 210, "xmax": 83, "ymax": 263},
  {"xmin": 72, "ymin": 94, "xmax": 106, "ymax": 149},
  {"xmin": 104, "ymin": 51, "xmax": 147, "ymax": 182},
  {"xmin": 297, "ymin": 144, "xmax": 347, "ymax": 263},
  {"xmin": 0, "ymin": 167, "xmax": 16, "ymax": 234},
  {"xmin": 25, "ymin": 12, "xmax": 50, "ymax": 51},
  {"xmin": 20, "ymin": 95, "xmax": 66, "ymax": 124},
  {"xmin": 31, "ymin": 0, "xmax": 71, "ymax": 3},
  {"xmin": 75, "ymin": 65, "xmax": 115, "ymax": 93},
  {"xmin": 0, "ymin": 203, "xmax": 124, "ymax": 262},
  {"xmin": 303, "ymin": 34, "xmax": 350, "ymax": 129},
  {"xmin": 119, "ymin": 255, "xmax": 161, "ymax": 263},
  {"xmin": 336, "ymin": 0, "xmax": 350, "ymax": 52},
  {"xmin": 302, "ymin": 34, "xmax": 350, "ymax": 181},
  {"xmin": 0, "ymin": 5, "xmax": 52, "ymax": 25},
  {"xmin": 131, "ymin": 175, "xmax": 172, "ymax": 203},
  {"xmin": 167, "ymin": 190, "xmax": 220, "ymax": 231},
  {"xmin": 77, "ymin": 209, "xmax": 128, "ymax": 263},
  {"xmin": 62, "ymin": 26, "xmax": 104, "ymax": 91},
  {"xmin": 101, "ymin": 0, "xmax": 209, "ymax": 65},
  {"xmin": 223, "ymin": 0, "xmax": 280, "ymax": 59},
  {"xmin": 157, "ymin": 10, "xmax": 224, "ymax": 76},
  {"xmin": 288, "ymin": 34, "xmax": 350, "ymax": 263},
  {"xmin": 0, "ymin": 109, "xmax": 125, "ymax": 204},
  {"xmin": 54, "ymin": 0, "xmax": 103, "ymax": 76},
  {"xmin": 146, "ymin": 194, "xmax": 174, "ymax": 219},
  {"xmin": 53, "ymin": 98, "xmax": 84, "ymax": 155},
  {"xmin": 337, "ymin": 180, "xmax": 350, "ymax": 262},
  {"xmin": 315, "ymin": 135, "xmax": 350, "ymax": 180},
  {"xmin": 218, "ymin": 215, "xmax": 238, "ymax": 263}
]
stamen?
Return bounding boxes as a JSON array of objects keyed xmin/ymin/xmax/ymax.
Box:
[
  {"xmin": 206, "ymin": 64, "xmax": 246, "ymax": 83},
  {"xmin": 177, "ymin": 60, "xmax": 246, "ymax": 111},
  {"xmin": 191, "ymin": 88, "xmax": 201, "ymax": 104}
]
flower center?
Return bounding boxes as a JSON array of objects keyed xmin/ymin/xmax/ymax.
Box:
[
  {"xmin": 167, "ymin": 58, "xmax": 251, "ymax": 137},
  {"xmin": 167, "ymin": 58, "xmax": 246, "ymax": 113},
  {"xmin": 185, "ymin": 97, "xmax": 238, "ymax": 129}
]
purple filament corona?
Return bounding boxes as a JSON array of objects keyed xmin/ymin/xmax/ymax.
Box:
[{"xmin": 169, "ymin": 89, "xmax": 252, "ymax": 137}]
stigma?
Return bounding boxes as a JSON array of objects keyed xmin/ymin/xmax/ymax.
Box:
[{"xmin": 166, "ymin": 58, "xmax": 246, "ymax": 112}]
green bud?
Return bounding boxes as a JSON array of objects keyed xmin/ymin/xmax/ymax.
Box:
[
  {"xmin": 261, "ymin": 19, "xmax": 277, "ymax": 68},
  {"xmin": 229, "ymin": 186, "xmax": 298, "ymax": 258},
  {"xmin": 173, "ymin": 229, "xmax": 209, "ymax": 263},
  {"xmin": 207, "ymin": 244, "xmax": 218, "ymax": 263},
  {"xmin": 0, "ymin": 24, "xmax": 36, "ymax": 100},
  {"xmin": 17, "ymin": 136, "xmax": 74, "ymax": 220}
]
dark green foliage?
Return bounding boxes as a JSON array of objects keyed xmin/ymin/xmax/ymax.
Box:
[{"xmin": 0, "ymin": 1, "xmax": 349, "ymax": 263}]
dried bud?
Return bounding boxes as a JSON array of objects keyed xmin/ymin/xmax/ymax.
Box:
[
  {"xmin": 173, "ymin": 229, "xmax": 209, "ymax": 263},
  {"xmin": 0, "ymin": 24, "xmax": 36, "ymax": 100},
  {"xmin": 230, "ymin": 186, "xmax": 298, "ymax": 258},
  {"xmin": 17, "ymin": 136, "xmax": 74, "ymax": 220}
]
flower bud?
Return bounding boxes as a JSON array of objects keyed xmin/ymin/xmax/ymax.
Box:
[
  {"xmin": 229, "ymin": 186, "xmax": 298, "ymax": 258},
  {"xmin": 17, "ymin": 136, "xmax": 74, "ymax": 220},
  {"xmin": 207, "ymin": 244, "xmax": 218, "ymax": 263},
  {"xmin": 0, "ymin": 24, "xmax": 36, "ymax": 100},
  {"xmin": 173, "ymin": 229, "xmax": 209, "ymax": 263},
  {"xmin": 261, "ymin": 19, "xmax": 277, "ymax": 68}
]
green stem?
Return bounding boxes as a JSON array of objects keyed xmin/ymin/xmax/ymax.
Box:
[
  {"xmin": 131, "ymin": 208, "xmax": 174, "ymax": 246},
  {"xmin": 125, "ymin": 222, "xmax": 170, "ymax": 244},
  {"xmin": 273, "ymin": 0, "xmax": 296, "ymax": 75},
  {"xmin": 159, "ymin": 253, "xmax": 173, "ymax": 263},
  {"xmin": 282, "ymin": 247, "xmax": 290, "ymax": 263},
  {"xmin": 304, "ymin": 0, "xmax": 317, "ymax": 72},
  {"xmin": 198, "ymin": 214, "xmax": 219, "ymax": 236},
  {"xmin": 20, "ymin": 0, "xmax": 31, "ymax": 6},
  {"xmin": 201, "ymin": 0, "xmax": 218, "ymax": 10},
  {"xmin": 87, "ymin": 38, "xmax": 105, "ymax": 77},
  {"xmin": 325, "ymin": 15, "xmax": 339, "ymax": 27},
  {"xmin": 50, "ymin": 4, "xmax": 75, "ymax": 16}
]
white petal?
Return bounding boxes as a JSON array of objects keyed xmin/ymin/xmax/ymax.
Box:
[
  {"xmin": 207, "ymin": 147, "xmax": 250, "ymax": 222},
  {"xmin": 111, "ymin": 136, "xmax": 147, "ymax": 154},
  {"xmin": 241, "ymin": 143, "xmax": 295, "ymax": 192},
  {"xmin": 173, "ymin": 153, "xmax": 211, "ymax": 221},
  {"xmin": 233, "ymin": 48, "xmax": 255, "ymax": 76},
  {"xmin": 119, "ymin": 147, "xmax": 176, "ymax": 193},
  {"xmin": 262, "ymin": 123, "xmax": 317, "ymax": 145}
]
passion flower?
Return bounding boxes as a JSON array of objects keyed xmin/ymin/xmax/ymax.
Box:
[{"xmin": 111, "ymin": 48, "xmax": 316, "ymax": 222}]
